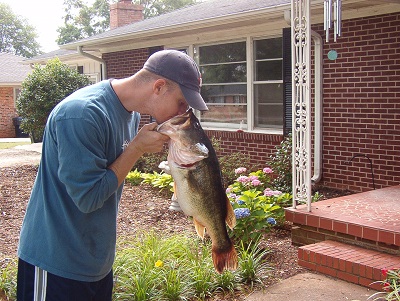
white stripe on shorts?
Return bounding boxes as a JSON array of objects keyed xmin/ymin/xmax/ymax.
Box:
[{"xmin": 34, "ymin": 266, "xmax": 47, "ymax": 301}]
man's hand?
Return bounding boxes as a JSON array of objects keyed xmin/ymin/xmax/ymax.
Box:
[
  {"xmin": 130, "ymin": 122, "xmax": 169, "ymax": 155},
  {"xmin": 108, "ymin": 122, "xmax": 169, "ymax": 186}
]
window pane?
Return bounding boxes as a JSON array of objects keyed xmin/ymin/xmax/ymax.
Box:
[
  {"xmin": 200, "ymin": 105, "xmax": 247, "ymax": 124},
  {"xmin": 200, "ymin": 84, "xmax": 247, "ymax": 124},
  {"xmin": 254, "ymin": 83, "xmax": 283, "ymax": 128},
  {"xmin": 255, "ymin": 60, "xmax": 282, "ymax": 81},
  {"xmin": 199, "ymin": 42, "xmax": 246, "ymax": 64},
  {"xmin": 201, "ymin": 63, "xmax": 246, "ymax": 83},
  {"xmin": 255, "ymin": 38, "xmax": 282, "ymax": 59}
]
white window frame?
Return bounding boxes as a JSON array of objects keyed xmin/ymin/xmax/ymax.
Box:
[{"xmin": 171, "ymin": 35, "xmax": 284, "ymax": 135}]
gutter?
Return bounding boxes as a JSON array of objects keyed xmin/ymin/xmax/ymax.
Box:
[{"xmin": 77, "ymin": 46, "xmax": 107, "ymax": 80}]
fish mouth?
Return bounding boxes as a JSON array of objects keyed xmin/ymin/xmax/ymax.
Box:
[
  {"xmin": 168, "ymin": 142, "xmax": 208, "ymax": 169},
  {"xmin": 175, "ymin": 162, "xmax": 197, "ymax": 169}
]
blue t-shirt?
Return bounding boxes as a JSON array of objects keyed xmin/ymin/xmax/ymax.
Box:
[{"xmin": 18, "ymin": 80, "xmax": 140, "ymax": 282}]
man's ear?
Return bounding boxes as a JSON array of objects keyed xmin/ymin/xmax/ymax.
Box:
[{"xmin": 153, "ymin": 79, "xmax": 167, "ymax": 95}]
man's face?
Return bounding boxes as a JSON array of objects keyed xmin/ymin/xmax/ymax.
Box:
[{"xmin": 154, "ymin": 85, "xmax": 189, "ymax": 124}]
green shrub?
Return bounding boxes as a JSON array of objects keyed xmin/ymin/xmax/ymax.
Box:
[
  {"xmin": 227, "ymin": 167, "xmax": 292, "ymax": 246},
  {"xmin": 125, "ymin": 169, "xmax": 143, "ymax": 186},
  {"xmin": 219, "ymin": 152, "xmax": 252, "ymax": 188},
  {"xmin": 132, "ymin": 151, "xmax": 168, "ymax": 173},
  {"xmin": 269, "ymin": 134, "xmax": 292, "ymax": 193},
  {"xmin": 113, "ymin": 231, "xmax": 271, "ymax": 301},
  {"xmin": 0, "ymin": 258, "xmax": 17, "ymax": 301},
  {"xmin": 16, "ymin": 58, "xmax": 90, "ymax": 142}
]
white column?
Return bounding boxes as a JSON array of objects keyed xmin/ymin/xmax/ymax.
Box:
[{"xmin": 291, "ymin": 0, "xmax": 312, "ymax": 211}]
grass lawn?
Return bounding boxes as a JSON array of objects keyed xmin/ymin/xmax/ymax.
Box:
[{"xmin": 0, "ymin": 142, "xmax": 31, "ymax": 150}]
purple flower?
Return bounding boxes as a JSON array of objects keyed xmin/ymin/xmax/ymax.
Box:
[
  {"xmin": 235, "ymin": 167, "xmax": 247, "ymax": 175},
  {"xmin": 266, "ymin": 217, "xmax": 277, "ymax": 225},
  {"xmin": 228, "ymin": 193, "xmax": 237, "ymax": 199},
  {"xmin": 226, "ymin": 187, "xmax": 232, "ymax": 194},
  {"xmin": 234, "ymin": 208, "xmax": 251, "ymax": 219},
  {"xmin": 236, "ymin": 200, "xmax": 245, "ymax": 205},
  {"xmin": 263, "ymin": 167, "xmax": 273, "ymax": 174}
]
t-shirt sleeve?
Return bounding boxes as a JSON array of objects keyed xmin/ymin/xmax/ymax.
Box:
[{"xmin": 54, "ymin": 114, "xmax": 119, "ymax": 213}]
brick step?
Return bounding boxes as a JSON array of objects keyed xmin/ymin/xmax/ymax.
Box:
[{"xmin": 298, "ymin": 240, "xmax": 400, "ymax": 290}]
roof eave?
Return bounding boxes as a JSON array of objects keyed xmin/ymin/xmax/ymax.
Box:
[{"xmin": 61, "ymin": 3, "xmax": 291, "ymax": 51}]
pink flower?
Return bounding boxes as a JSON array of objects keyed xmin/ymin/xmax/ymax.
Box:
[
  {"xmin": 249, "ymin": 175, "xmax": 259, "ymax": 181},
  {"xmin": 264, "ymin": 188, "xmax": 282, "ymax": 196},
  {"xmin": 251, "ymin": 179, "xmax": 262, "ymax": 186},
  {"xmin": 263, "ymin": 167, "xmax": 273, "ymax": 174},
  {"xmin": 226, "ymin": 187, "xmax": 232, "ymax": 194},
  {"xmin": 264, "ymin": 188, "xmax": 274, "ymax": 196},
  {"xmin": 235, "ymin": 167, "xmax": 247, "ymax": 175},
  {"xmin": 237, "ymin": 176, "xmax": 250, "ymax": 184}
]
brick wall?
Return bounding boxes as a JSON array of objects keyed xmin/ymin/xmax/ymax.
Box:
[
  {"xmin": 102, "ymin": 13, "xmax": 400, "ymax": 192},
  {"xmin": 313, "ymin": 12, "xmax": 400, "ymax": 192},
  {"xmin": 103, "ymin": 48, "xmax": 152, "ymax": 126},
  {"xmin": 0, "ymin": 87, "xmax": 17, "ymax": 138},
  {"xmin": 205, "ymin": 130, "xmax": 283, "ymax": 167}
]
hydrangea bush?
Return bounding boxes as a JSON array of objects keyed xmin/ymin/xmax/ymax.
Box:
[{"xmin": 227, "ymin": 167, "xmax": 292, "ymax": 245}]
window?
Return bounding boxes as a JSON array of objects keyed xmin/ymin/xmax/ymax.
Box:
[
  {"xmin": 197, "ymin": 42, "xmax": 247, "ymax": 129},
  {"xmin": 253, "ymin": 38, "xmax": 283, "ymax": 129},
  {"xmin": 196, "ymin": 37, "xmax": 283, "ymax": 131}
]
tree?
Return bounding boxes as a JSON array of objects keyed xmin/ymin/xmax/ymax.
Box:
[
  {"xmin": 0, "ymin": 3, "xmax": 41, "ymax": 58},
  {"xmin": 56, "ymin": 0, "xmax": 113, "ymax": 45},
  {"xmin": 56, "ymin": 0, "xmax": 200, "ymax": 45},
  {"xmin": 16, "ymin": 58, "xmax": 90, "ymax": 142},
  {"xmin": 137, "ymin": 0, "xmax": 199, "ymax": 19}
]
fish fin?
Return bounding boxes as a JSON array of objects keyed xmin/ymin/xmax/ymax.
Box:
[
  {"xmin": 212, "ymin": 242, "xmax": 238, "ymax": 274},
  {"xmin": 193, "ymin": 218, "xmax": 206, "ymax": 239},
  {"xmin": 225, "ymin": 196, "xmax": 236, "ymax": 230}
]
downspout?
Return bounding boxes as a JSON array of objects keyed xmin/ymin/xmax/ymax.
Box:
[
  {"xmin": 77, "ymin": 46, "xmax": 107, "ymax": 80},
  {"xmin": 311, "ymin": 30, "xmax": 323, "ymax": 184}
]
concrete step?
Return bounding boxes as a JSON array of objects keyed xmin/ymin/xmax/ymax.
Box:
[{"xmin": 298, "ymin": 240, "xmax": 400, "ymax": 290}]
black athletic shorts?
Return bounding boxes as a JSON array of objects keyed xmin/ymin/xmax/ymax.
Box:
[{"xmin": 17, "ymin": 258, "xmax": 113, "ymax": 301}]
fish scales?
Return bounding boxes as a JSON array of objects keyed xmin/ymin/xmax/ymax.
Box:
[{"xmin": 157, "ymin": 109, "xmax": 237, "ymax": 273}]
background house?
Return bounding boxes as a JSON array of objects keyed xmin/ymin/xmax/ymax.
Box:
[
  {"xmin": 24, "ymin": 0, "xmax": 400, "ymax": 193},
  {"xmin": 0, "ymin": 52, "xmax": 32, "ymax": 138}
]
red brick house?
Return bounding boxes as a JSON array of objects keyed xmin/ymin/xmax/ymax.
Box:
[
  {"xmin": 28, "ymin": 0, "xmax": 400, "ymax": 193},
  {"xmin": 0, "ymin": 52, "xmax": 32, "ymax": 138}
]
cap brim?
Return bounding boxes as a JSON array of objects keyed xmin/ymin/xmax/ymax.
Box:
[{"xmin": 180, "ymin": 85, "xmax": 209, "ymax": 111}]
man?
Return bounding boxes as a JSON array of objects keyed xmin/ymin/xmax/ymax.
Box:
[{"xmin": 17, "ymin": 50, "xmax": 208, "ymax": 301}]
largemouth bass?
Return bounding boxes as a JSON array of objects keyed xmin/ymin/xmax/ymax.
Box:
[{"xmin": 157, "ymin": 109, "xmax": 237, "ymax": 273}]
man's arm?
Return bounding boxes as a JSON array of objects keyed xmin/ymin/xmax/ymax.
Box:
[{"xmin": 108, "ymin": 122, "xmax": 169, "ymax": 186}]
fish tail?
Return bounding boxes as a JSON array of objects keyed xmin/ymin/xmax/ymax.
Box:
[{"xmin": 212, "ymin": 242, "xmax": 238, "ymax": 274}]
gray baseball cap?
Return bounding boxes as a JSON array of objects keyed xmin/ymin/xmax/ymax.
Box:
[{"xmin": 143, "ymin": 50, "xmax": 208, "ymax": 111}]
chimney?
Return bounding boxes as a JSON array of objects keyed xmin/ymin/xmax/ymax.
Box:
[{"xmin": 110, "ymin": 0, "xmax": 144, "ymax": 30}]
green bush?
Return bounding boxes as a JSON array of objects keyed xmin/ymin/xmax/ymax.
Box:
[
  {"xmin": 227, "ymin": 167, "xmax": 292, "ymax": 245},
  {"xmin": 113, "ymin": 232, "xmax": 271, "ymax": 301},
  {"xmin": 269, "ymin": 134, "xmax": 292, "ymax": 193},
  {"xmin": 132, "ymin": 151, "xmax": 168, "ymax": 173},
  {"xmin": 16, "ymin": 58, "xmax": 90, "ymax": 142},
  {"xmin": 0, "ymin": 258, "xmax": 17, "ymax": 301},
  {"xmin": 0, "ymin": 232, "xmax": 271, "ymax": 301}
]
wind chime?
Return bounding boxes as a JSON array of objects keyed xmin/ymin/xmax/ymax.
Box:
[{"xmin": 324, "ymin": 0, "xmax": 342, "ymax": 42}]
